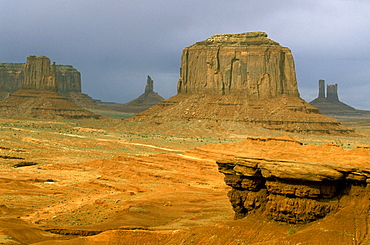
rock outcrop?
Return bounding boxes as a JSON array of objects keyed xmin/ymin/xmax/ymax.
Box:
[
  {"xmin": 55, "ymin": 65, "xmax": 82, "ymax": 93},
  {"xmin": 99, "ymin": 75, "xmax": 164, "ymax": 113},
  {"xmin": 177, "ymin": 32, "xmax": 300, "ymax": 98},
  {"xmin": 145, "ymin": 75, "xmax": 154, "ymax": 93},
  {"xmin": 217, "ymin": 155, "xmax": 370, "ymax": 223},
  {"xmin": 0, "ymin": 56, "xmax": 100, "ymax": 119},
  {"xmin": 130, "ymin": 32, "xmax": 353, "ymax": 135},
  {"xmin": 0, "ymin": 56, "xmax": 111, "ymax": 118},
  {"xmin": 310, "ymin": 80, "xmax": 370, "ymax": 116},
  {"xmin": 23, "ymin": 56, "xmax": 57, "ymax": 91},
  {"xmin": 0, "ymin": 56, "xmax": 82, "ymax": 96}
]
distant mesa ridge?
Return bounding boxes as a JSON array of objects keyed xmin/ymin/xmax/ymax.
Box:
[
  {"xmin": 0, "ymin": 55, "xmax": 100, "ymax": 119},
  {"xmin": 0, "ymin": 55, "xmax": 81, "ymax": 96},
  {"xmin": 130, "ymin": 32, "xmax": 353, "ymax": 135},
  {"xmin": 310, "ymin": 79, "xmax": 370, "ymax": 116}
]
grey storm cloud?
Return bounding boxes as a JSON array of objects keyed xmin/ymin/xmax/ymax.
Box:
[{"xmin": 1, "ymin": 0, "xmax": 369, "ymax": 108}]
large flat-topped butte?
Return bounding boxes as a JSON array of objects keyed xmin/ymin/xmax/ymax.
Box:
[
  {"xmin": 178, "ymin": 32, "xmax": 299, "ymax": 98},
  {"xmin": 131, "ymin": 32, "xmax": 352, "ymax": 135}
]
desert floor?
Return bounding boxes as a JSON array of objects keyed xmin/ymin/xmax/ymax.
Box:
[{"xmin": 0, "ymin": 117, "xmax": 370, "ymax": 244}]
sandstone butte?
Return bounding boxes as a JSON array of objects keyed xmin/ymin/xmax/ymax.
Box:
[
  {"xmin": 0, "ymin": 56, "xmax": 81, "ymax": 97},
  {"xmin": 0, "ymin": 56, "xmax": 100, "ymax": 120},
  {"xmin": 129, "ymin": 32, "xmax": 352, "ymax": 135},
  {"xmin": 0, "ymin": 56, "xmax": 105, "ymax": 112}
]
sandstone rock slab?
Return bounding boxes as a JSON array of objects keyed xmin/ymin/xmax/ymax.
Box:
[{"xmin": 216, "ymin": 156, "xmax": 370, "ymax": 223}]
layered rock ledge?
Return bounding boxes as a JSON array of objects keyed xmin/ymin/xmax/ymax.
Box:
[{"xmin": 216, "ymin": 156, "xmax": 370, "ymax": 223}]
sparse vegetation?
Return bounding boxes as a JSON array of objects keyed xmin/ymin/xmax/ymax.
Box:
[{"xmin": 288, "ymin": 227, "xmax": 297, "ymax": 235}]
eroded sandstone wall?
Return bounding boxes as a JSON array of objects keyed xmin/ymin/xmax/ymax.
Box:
[
  {"xmin": 56, "ymin": 65, "xmax": 82, "ymax": 93},
  {"xmin": 217, "ymin": 157, "xmax": 370, "ymax": 223},
  {"xmin": 177, "ymin": 32, "xmax": 300, "ymax": 98},
  {"xmin": 23, "ymin": 56, "xmax": 57, "ymax": 91}
]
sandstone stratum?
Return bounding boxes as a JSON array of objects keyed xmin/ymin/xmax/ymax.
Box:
[
  {"xmin": 0, "ymin": 56, "xmax": 100, "ymax": 119},
  {"xmin": 130, "ymin": 32, "xmax": 352, "ymax": 135}
]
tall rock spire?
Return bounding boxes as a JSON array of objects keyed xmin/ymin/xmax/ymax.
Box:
[
  {"xmin": 318, "ymin": 79, "xmax": 325, "ymax": 98},
  {"xmin": 145, "ymin": 75, "xmax": 154, "ymax": 93}
]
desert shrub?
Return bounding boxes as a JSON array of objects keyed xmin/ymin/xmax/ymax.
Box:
[{"xmin": 287, "ymin": 228, "xmax": 297, "ymax": 235}]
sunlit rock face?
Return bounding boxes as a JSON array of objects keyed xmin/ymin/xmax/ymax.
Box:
[{"xmin": 177, "ymin": 32, "xmax": 300, "ymax": 98}]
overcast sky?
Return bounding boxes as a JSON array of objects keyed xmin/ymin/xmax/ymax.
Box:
[{"xmin": 1, "ymin": 0, "xmax": 369, "ymax": 109}]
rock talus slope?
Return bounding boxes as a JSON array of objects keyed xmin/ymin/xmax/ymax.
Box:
[{"xmin": 0, "ymin": 89, "xmax": 100, "ymax": 119}]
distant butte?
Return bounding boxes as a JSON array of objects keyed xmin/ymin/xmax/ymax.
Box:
[
  {"xmin": 0, "ymin": 56, "xmax": 106, "ymax": 112},
  {"xmin": 0, "ymin": 56, "xmax": 100, "ymax": 120},
  {"xmin": 310, "ymin": 79, "xmax": 370, "ymax": 117},
  {"xmin": 129, "ymin": 32, "xmax": 353, "ymax": 135},
  {"xmin": 98, "ymin": 75, "xmax": 164, "ymax": 113}
]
